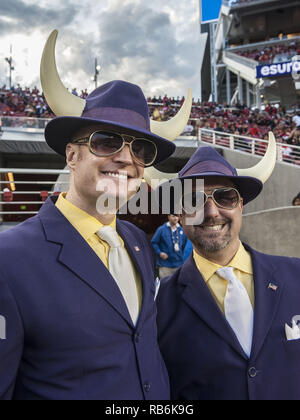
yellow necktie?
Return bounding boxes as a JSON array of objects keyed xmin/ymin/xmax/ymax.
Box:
[{"xmin": 97, "ymin": 226, "xmax": 140, "ymax": 326}]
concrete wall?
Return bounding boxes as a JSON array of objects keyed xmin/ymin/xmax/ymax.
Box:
[
  {"xmin": 222, "ymin": 149, "xmax": 300, "ymax": 214},
  {"xmin": 240, "ymin": 207, "xmax": 300, "ymax": 258}
]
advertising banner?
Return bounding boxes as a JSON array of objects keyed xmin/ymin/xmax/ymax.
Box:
[{"xmin": 256, "ymin": 60, "xmax": 300, "ymax": 79}]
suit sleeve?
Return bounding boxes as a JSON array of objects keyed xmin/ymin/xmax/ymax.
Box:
[
  {"xmin": 151, "ymin": 228, "xmax": 163, "ymax": 257},
  {"xmin": 0, "ymin": 277, "xmax": 24, "ymax": 400}
]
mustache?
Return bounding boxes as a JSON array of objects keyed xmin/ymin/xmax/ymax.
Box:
[{"xmin": 195, "ymin": 218, "xmax": 231, "ymax": 227}]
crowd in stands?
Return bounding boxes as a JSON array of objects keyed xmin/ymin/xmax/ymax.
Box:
[
  {"xmin": 234, "ymin": 42, "xmax": 300, "ymax": 64},
  {"xmin": 0, "ymin": 85, "xmax": 89, "ymax": 125},
  {"xmin": 1, "ymin": 84, "xmax": 300, "ymax": 163},
  {"xmin": 0, "ymin": 84, "xmax": 52, "ymax": 120},
  {"xmin": 149, "ymin": 95, "xmax": 300, "ymax": 163}
]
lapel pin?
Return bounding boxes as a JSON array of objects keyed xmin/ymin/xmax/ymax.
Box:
[
  {"xmin": 268, "ymin": 283, "xmax": 278, "ymax": 291},
  {"xmin": 134, "ymin": 246, "xmax": 140, "ymax": 252}
]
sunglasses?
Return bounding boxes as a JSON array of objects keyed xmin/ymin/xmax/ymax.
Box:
[
  {"xmin": 72, "ymin": 130, "xmax": 158, "ymax": 167},
  {"xmin": 182, "ymin": 187, "xmax": 242, "ymax": 213}
]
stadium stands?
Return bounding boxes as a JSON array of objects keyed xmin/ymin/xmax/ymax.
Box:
[
  {"xmin": 1, "ymin": 85, "xmax": 299, "ymax": 156},
  {"xmin": 235, "ymin": 42, "xmax": 300, "ymax": 64}
]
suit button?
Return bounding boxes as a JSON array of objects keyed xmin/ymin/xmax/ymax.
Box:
[
  {"xmin": 248, "ymin": 367, "xmax": 258, "ymax": 378},
  {"xmin": 134, "ymin": 333, "xmax": 141, "ymax": 343},
  {"xmin": 144, "ymin": 382, "xmax": 151, "ymax": 393}
]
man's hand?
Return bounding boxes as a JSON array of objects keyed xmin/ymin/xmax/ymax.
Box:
[{"xmin": 160, "ymin": 252, "xmax": 168, "ymax": 260}]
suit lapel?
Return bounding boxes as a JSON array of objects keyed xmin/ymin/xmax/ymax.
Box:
[
  {"xmin": 180, "ymin": 256, "xmax": 249, "ymax": 359},
  {"xmin": 247, "ymin": 246, "xmax": 284, "ymax": 361},
  {"xmin": 39, "ymin": 198, "xmax": 134, "ymax": 327}
]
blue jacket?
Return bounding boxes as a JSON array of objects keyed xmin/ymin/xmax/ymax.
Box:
[
  {"xmin": 151, "ymin": 223, "xmax": 188, "ymax": 268},
  {"xmin": 157, "ymin": 245, "xmax": 300, "ymax": 400},
  {"xmin": 0, "ymin": 197, "xmax": 170, "ymax": 400}
]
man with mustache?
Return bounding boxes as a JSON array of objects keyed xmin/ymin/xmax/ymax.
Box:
[
  {"xmin": 156, "ymin": 144, "xmax": 300, "ymax": 400},
  {"xmin": 0, "ymin": 31, "xmax": 191, "ymax": 400}
]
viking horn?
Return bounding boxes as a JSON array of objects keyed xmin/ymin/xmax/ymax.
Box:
[
  {"xmin": 41, "ymin": 28, "xmax": 193, "ymax": 133},
  {"xmin": 143, "ymin": 166, "xmax": 177, "ymax": 188},
  {"xmin": 41, "ymin": 30, "xmax": 193, "ymax": 186},
  {"xmin": 144, "ymin": 132, "xmax": 277, "ymax": 188},
  {"xmin": 145, "ymin": 89, "xmax": 192, "ymax": 185},
  {"xmin": 150, "ymin": 88, "xmax": 193, "ymax": 141},
  {"xmin": 40, "ymin": 30, "xmax": 86, "ymax": 116},
  {"xmin": 237, "ymin": 132, "xmax": 277, "ymax": 184}
]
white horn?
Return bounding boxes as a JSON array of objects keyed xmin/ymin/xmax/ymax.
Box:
[
  {"xmin": 237, "ymin": 132, "xmax": 277, "ymax": 184},
  {"xmin": 40, "ymin": 30, "xmax": 86, "ymax": 117},
  {"xmin": 150, "ymin": 88, "xmax": 193, "ymax": 141},
  {"xmin": 145, "ymin": 88, "xmax": 192, "ymax": 186},
  {"xmin": 143, "ymin": 166, "xmax": 177, "ymax": 188}
]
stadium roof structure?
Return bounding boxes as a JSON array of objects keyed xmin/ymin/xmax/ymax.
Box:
[{"xmin": 200, "ymin": 0, "xmax": 300, "ymax": 107}]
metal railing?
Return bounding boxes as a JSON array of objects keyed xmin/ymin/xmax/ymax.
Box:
[
  {"xmin": 226, "ymin": 48, "xmax": 299, "ymax": 67},
  {"xmin": 228, "ymin": 36, "xmax": 300, "ymax": 55},
  {"xmin": 0, "ymin": 116, "xmax": 51, "ymax": 130},
  {"xmin": 1, "ymin": 131, "xmax": 300, "ymax": 221},
  {"xmin": 0, "ymin": 168, "xmax": 69, "ymax": 219},
  {"xmin": 198, "ymin": 128, "xmax": 300, "ymax": 166},
  {"xmin": 224, "ymin": 50, "xmax": 258, "ymax": 69}
]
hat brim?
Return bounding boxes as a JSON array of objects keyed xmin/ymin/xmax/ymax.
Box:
[{"xmin": 45, "ymin": 116, "xmax": 176, "ymax": 165}]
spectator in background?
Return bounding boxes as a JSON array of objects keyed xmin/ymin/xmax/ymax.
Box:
[
  {"xmin": 292, "ymin": 193, "xmax": 300, "ymax": 206},
  {"xmin": 293, "ymin": 111, "xmax": 300, "ymax": 128},
  {"xmin": 249, "ymin": 123, "xmax": 261, "ymax": 138},
  {"xmin": 287, "ymin": 127, "xmax": 300, "ymax": 162},
  {"xmin": 151, "ymin": 214, "xmax": 189, "ymax": 279}
]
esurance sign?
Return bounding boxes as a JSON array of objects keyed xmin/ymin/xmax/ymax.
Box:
[{"xmin": 257, "ymin": 60, "xmax": 300, "ymax": 79}]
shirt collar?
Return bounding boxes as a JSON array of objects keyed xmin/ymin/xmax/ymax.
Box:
[
  {"xmin": 166, "ymin": 222, "xmax": 180, "ymax": 229},
  {"xmin": 55, "ymin": 193, "xmax": 117, "ymax": 241},
  {"xmin": 193, "ymin": 242, "xmax": 253, "ymax": 283}
]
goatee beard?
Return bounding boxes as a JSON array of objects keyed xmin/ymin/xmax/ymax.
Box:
[{"xmin": 193, "ymin": 220, "xmax": 232, "ymax": 253}]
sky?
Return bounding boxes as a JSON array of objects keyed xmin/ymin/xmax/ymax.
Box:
[{"xmin": 0, "ymin": 0, "xmax": 204, "ymax": 99}]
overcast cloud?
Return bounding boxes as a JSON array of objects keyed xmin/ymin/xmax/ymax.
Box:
[{"xmin": 0, "ymin": 0, "xmax": 201, "ymax": 98}]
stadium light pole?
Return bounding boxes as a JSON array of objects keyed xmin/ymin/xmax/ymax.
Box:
[
  {"xmin": 5, "ymin": 45, "xmax": 14, "ymax": 89},
  {"xmin": 93, "ymin": 58, "xmax": 101, "ymax": 89},
  {"xmin": 210, "ymin": 22, "xmax": 218, "ymax": 103}
]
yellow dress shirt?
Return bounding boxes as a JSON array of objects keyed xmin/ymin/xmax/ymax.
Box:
[
  {"xmin": 193, "ymin": 242, "xmax": 254, "ymax": 313},
  {"xmin": 55, "ymin": 193, "xmax": 142, "ymax": 308}
]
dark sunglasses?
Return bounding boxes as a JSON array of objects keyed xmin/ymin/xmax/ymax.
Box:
[
  {"xmin": 182, "ymin": 187, "xmax": 242, "ymax": 213},
  {"xmin": 72, "ymin": 130, "xmax": 158, "ymax": 167}
]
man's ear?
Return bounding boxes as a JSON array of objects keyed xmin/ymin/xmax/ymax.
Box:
[
  {"xmin": 240, "ymin": 197, "xmax": 244, "ymax": 212},
  {"xmin": 66, "ymin": 143, "xmax": 77, "ymax": 169}
]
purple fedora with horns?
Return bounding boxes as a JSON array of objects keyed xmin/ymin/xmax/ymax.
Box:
[
  {"xmin": 178, "ymin": 147, "xmax": 263, "ymax": 205},
  {"xmin": 41, "ymin": 30, "xmax": 192, "ymax": 165},
  {"xmin": 146, "ymin": 133, "xmax": 277, "ymax": 206}
]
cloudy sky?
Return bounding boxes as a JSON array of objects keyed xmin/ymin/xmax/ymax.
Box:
[{"xmin": 0, "ymin": 0, "xmax": 202, "ymax": 98}]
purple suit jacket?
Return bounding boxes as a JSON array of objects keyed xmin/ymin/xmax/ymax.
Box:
[
  {"xmin": 0, "ymin": 197, "xmax": 170, "ymax": 400},
  {"xmin": 157, "ymin": 245, "xmax": 300, "ymax": 400}
]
